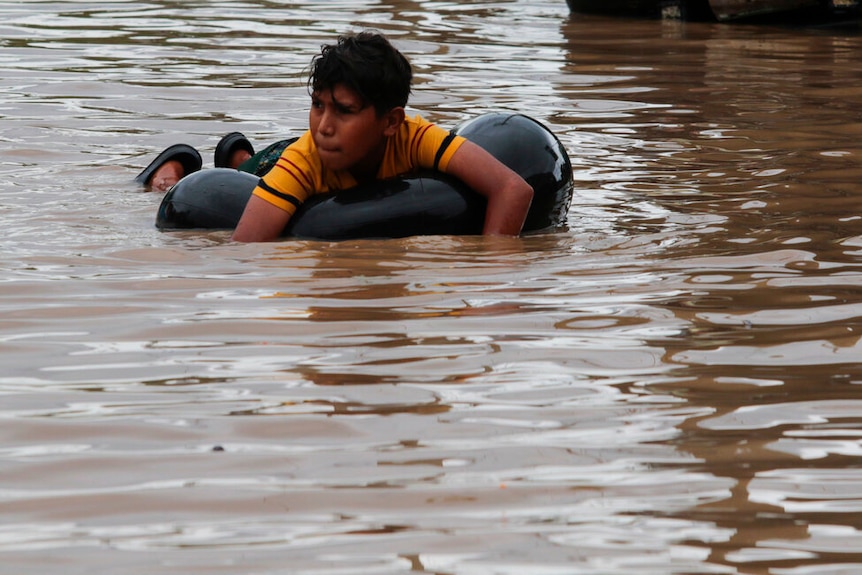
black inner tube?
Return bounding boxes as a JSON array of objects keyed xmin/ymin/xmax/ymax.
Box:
[{"xmin": 155, "ymin": 112, "xmax": 573, "ymax": 240}]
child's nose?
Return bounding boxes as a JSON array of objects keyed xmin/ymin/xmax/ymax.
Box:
[{"xmin": 318, "ymin": 109, "xmax": 336, "ymax": 136}]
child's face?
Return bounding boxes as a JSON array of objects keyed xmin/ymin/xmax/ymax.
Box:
[{"xmin": 309, "ymin": 83, "xmax": 395, "ymax": 174}]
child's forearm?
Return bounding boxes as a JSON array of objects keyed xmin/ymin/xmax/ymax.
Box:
[{"xmin": 482, "ymin": 181, "xmax": 533, "ymax": 236}]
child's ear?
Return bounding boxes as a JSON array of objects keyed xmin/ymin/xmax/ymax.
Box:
[{"xmin": 382, "ymin": 107, "xmax": 405, "ymax": 136}]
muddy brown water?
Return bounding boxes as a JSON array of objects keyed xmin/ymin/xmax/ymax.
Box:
[{"xmin": 2, "ymin": 1, "xmax": 862, "ymax": 574}]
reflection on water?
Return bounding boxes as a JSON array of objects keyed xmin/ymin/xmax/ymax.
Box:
[{"xmin": 2, "ymin": 1, "xmax": 862, "ymax": 573}]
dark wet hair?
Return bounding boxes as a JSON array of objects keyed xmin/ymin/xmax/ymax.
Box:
[{"xmin": 308, "ymin": 31, "xmax": 412, "ymax": 116}]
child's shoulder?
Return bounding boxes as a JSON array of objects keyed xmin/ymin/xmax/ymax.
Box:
[
  {"xmin": 401, "ymin": 113, "xmax": 449, "ymax": 138},
  {"xmin": 403, "ymin": 113, "xmax": 430, "ymax": 127}
]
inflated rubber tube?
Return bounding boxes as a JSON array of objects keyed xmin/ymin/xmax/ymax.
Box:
[{"xmin": 155, "ymin": 112, "xmax": 573, "ymax": 239}]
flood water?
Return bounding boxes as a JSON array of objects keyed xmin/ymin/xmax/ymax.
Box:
[{"xmin": 2, "ymin": 1, "xmax": 862, "ymax": 573}]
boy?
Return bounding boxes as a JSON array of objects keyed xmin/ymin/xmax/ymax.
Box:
[
  {"xmin": 138, "ymin": 31, "xmax": 533, "ymax": 239},
  {"xmin": 232, "ymin": 31, "xmax": 532, "ymax": 242}
]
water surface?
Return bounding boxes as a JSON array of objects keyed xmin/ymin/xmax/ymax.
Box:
[{"xmin": 2, "ymin": 2, "xmax": 862, "ymax": 574}]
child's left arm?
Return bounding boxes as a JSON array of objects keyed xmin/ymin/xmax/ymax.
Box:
[{"xmin": 445, "ymin": 140, "xmax": 533, "ymax": 236}]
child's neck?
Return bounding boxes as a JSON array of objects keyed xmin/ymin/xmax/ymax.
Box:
[
  {"xmin": 349, "ymin": 140, "xmax": 387, "ymax": 183},
  {"xmin": 349, "ymin": 163, "xmax": 379, "ymax": 184}
]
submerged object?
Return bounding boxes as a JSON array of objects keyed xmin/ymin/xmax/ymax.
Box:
[{"xmin": 155, "ymin": 112, "xmax": 573, "ymax": 239}]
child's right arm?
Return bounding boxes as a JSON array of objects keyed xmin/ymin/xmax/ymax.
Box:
[{"xmin": 232, "ymin": 195, "xmax": 292, "ymax": 242}]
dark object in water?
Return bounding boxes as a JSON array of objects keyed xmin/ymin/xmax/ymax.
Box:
[
  {"xmin": 564, "ymin": 0, "xmax": 860, "ymax": 21},
  {"xmin": 135, "ymin": 143, "xmax": 202, "ymax": 187}
]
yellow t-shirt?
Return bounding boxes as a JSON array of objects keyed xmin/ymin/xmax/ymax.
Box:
[{"xmin": 252, "ymin": 115, "xmax": 466, "ymax": 215}]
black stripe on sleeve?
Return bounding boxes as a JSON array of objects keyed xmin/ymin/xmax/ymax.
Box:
[
  {"xmin": 433, "ymin": 131, "xmax": 458, "ymax": 171},
  {"xmin": 257, "ymin": 178, "xmax": 302, "ymax": 209}
]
